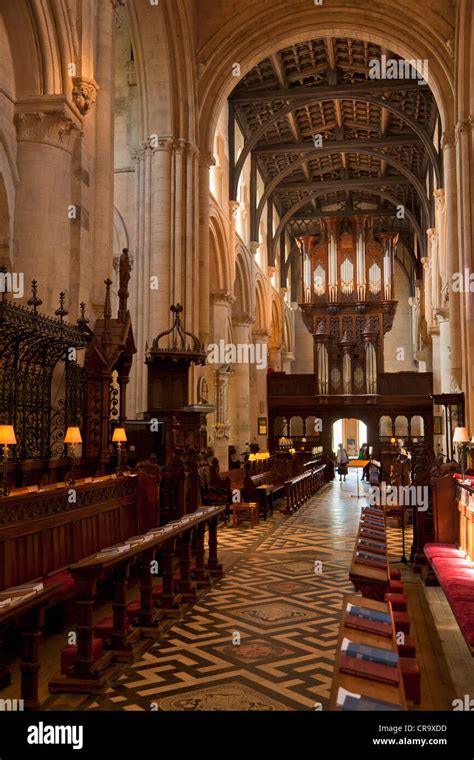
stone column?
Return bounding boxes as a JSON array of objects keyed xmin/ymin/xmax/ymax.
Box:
[
  {"xmin": 228, "ymin": 316, "xmax": 253, "ymax": 457},
  {"xmin": 13, "ymin": 100, "xmax": 82, "ymax": 312},
  {"xmin": 209, "ymin": 290, "xmax": 234, "ymax": 466},
  {"xmin": 422, "ymin": 241, "xmax": 434, "ymax": 331},
  {"xmin": 252, "ymin": 328, "xmax": 269, "ymax": 448},
  {"xmin": 213, "ymin": 367, "xmax": 232, "ymax": 469},
  {"xmin": 442, "ymin": 129, "xmax": 462, "ymax": 393},
  {"xmin": 434, "ymin": 309, "xmax": 452, "ymax": 394},
  {"xmin": 198, "ymin": 152, "xmax": 215, "ymax": 346},
  {"xmin": 92, "ymin": 0, "xmax": 116, "ymax": 313},
  {"xmin": 281, "ymin": 351, "xmax": 295, "ymax": 374}
]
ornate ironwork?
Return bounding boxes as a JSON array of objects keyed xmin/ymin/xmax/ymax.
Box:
[{"xmin": 0, "ymin": 279, "xmax": 91, "ymax": 461}]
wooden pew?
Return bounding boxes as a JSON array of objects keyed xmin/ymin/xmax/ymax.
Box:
[
  {"xmin": 349, "ymin": 507, "xmax": 389, "ymax": 601},
  {"xmin": 48, "ymin": 504, "xmax": 226, "ymax": 694},
  {"xmin": 283, "ymin": 463, "xmax": 326, "ymax": 514},
  {"xmin": 0, "ymin": 583, "xmax": 61, "ymax": 710},
  {"xmin": 329, "ymin": 592, "xmax": 406, "ymax": 711}
]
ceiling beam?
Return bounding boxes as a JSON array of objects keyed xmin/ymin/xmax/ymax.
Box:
[
  {"xmin": 288, "ymin": 208, "xmax": 398, "ymax": 220},
  {"xmin": 231, "ymin": 93, "xmax": 440, "ymax": 199},
  {"xmin": 275, "ymin": 175, "xmax": 408, "ymax": 191},
  {"xmin": 253, "ymin": 135, "xmax": 421, "ymax": 154},
  {"xmin": 229, "ymin": 79, "xmax": 429, "ymax": 104}
]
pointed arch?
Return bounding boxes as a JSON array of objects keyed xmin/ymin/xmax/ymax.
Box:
[{"xmin": 209, "ymin": 204, "xmax": 231, "ymax": 293}]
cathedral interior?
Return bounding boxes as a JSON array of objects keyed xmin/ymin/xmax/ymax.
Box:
[{"xmin": 0, "ymin": 0, "xmax": 473, "ymax": 747}]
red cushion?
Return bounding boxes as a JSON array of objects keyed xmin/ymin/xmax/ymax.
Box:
[
  {"xmin": 425, "ymin": 543, "xmax": 465, "ymax": 560},
  {"xmin": 389, "ymin": 567, "xmax": 401, "ymax": 580},
  {"xmin": 44, "ymin": 570, "xmax": 75, "ymax": 593},
  {"xmin": 94, "ymin": 617, "xmax": 128, "ymax": 639},
  {"xmin": 61, "ymin": 638, "xmax": 103, "ymax": 675}
]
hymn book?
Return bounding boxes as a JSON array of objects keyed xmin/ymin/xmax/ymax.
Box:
[{"xmin": 337, "ymin": 687, "xmax": 402, "ymax": 711}]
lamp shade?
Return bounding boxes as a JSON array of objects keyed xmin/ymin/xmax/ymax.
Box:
[
  {"xmin": 112, "ymin": 427, "xmax": 127, "ymax": 443},
  {"xmin": 0, "ymin": 425, "xmax": 16, "ymax": 445},
  {"xmin": 453, "ymin": 427, "xmax": 470, "ymax": 443},
  {"xmin": 64, "ymin": 426, "xmax": 82, "ymax": 444}
]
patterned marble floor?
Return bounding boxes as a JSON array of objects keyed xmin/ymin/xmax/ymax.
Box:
[{"xmin": 44, "ymin": 474, "xmax": 413, "ymax": 712}]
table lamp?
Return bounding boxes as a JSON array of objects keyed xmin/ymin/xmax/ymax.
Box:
[
  {"xmin": 453, "ymin": 427, "xmax": 470, "ymax": 481},
  {"xmin": 64, "ymin": 426, "xmax": 82, "ymax": 485},
  {"xmin": 0, "ymin": 425, "xmax": 16, "ymax": 497},
  {"xmin": 112, "ymin": 427, "xmax": 127, "ymax": 473}
]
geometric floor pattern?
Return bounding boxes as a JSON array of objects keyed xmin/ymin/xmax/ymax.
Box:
[{"xmin": 44, "ymin": 473, "xmax": 413, "ymax": 711}]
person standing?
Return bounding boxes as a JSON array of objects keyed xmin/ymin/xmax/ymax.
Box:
[{"xmin": 336, "ymin": 443, "xmax": 349, "ymax": 481}]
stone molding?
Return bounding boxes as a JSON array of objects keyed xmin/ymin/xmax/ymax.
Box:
[
  {"xmin": 15, "ymin": 98, "xmax": 82, "ymax": 150},
  {"xmin": 249, "ymin": 241, "xmax": 259, "ymax": 256},
  {"xmin": 455, "ymin": 116, "xmax": 473, "ymax": 141},
  {"xmin": 210, "ymin": 289, "xmax": 235, "ymax": 306},
  {"xmin": 232, "ymin": 312, "xmax": 255, "ymax": 327},
  {"xmin": 72, "ymin": 76, "xmax": 99, "ymax": 115}
]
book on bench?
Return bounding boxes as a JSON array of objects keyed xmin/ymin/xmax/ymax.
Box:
[
  {"xmin": 340, "ymin": 655, "xmax": 400, "ymax": 686},
  {"xmin": 346, "ymin": 604, "xmax": 392, "ymax": 625},
  {"xmin": 96, "ymin": 543, "xmax": 131, "ymax": 556},
  {"xmin": 337, "ymin": 687, "xmax": 402, "ymax": 711},
  {"xmin": 358, "ymin": 540, "xmax": 386, "ymax": 555},
  {"xmin": 355, "ymin": 551, "xmax": 387, "ymax": 569},
  {"xmin": 359, "ymin": 527, "xmax": 386, "ymax": 540},
  {"xmin": 345, "ymin": 613, "xmax": 393, "ymax": 637},
  {"xmin": 362, "ymin": 507, "xmax": 384, "ymax": 518},
  {"xmin": 0, "ymin": 581, "xmax": 44, "ymax": 599},
  {"xmin": 342, "ymin": 637, "xmax": 398, "ymax": 665}
]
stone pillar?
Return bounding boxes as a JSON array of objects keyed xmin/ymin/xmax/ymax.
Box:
[
  {"xmin": 442, "ymin": 129, "xmax": 462, "ymax": 393},
  {"xmin": 209, "ymin": 290, "xmax": 234, "ymax": 466},
  {"xmin": 199, "ymin": 152, "xmax": 215, "ymax": 346},
  {"xmin": 435, "ymin": 309, "xmax": 452, "ymax": 394},
  {"xmin": 229, "ymin": 317, "xmax": 253, "ymax": 457},
  {"xmin": 252, "ymin": 328, "xmax": 269, "ymax": 449},
  {"xmin": 281, "ymin": 351, "xmax": 295, "ymax": 374},
  {"xmin": 456, "ymin": 114, "xmax": 474, "ymax": 428},
  {"xmin": 92, "ymin": 0, "xmax": 116, "ymax": 313},
  {"xmin": 13, "ymin": 100, "xmax": 82, "ymax": 312},
  {"xmin": 213, "ymin": 367, "xmax": 231, "ymax": 469}
]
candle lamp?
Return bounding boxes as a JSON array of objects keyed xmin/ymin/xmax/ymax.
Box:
[
  {"xmin": 112, "ymin": 427, "xmax": 127, "ymax": 473},
  {"xmin": 64, "ymin": 426, "xmax": 82, "ymax": 486},
  {"xmin": 453, "ymin": 427, "xmax": 470, "ymax": 481},
  {"xmin": 0, "ymin": 425, "xmax": 16, "ymax": 497}
]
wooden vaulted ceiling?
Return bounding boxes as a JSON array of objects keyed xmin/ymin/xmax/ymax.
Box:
[{"xmin": 229, "ymin": 37, "xmax": 441, "ymax": 259}]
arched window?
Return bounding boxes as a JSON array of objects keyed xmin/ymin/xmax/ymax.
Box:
[
  {"xmin": 394, "ymin": 415, "xmax": 409, "ymax": 437},
  {"xmin": 379, "ymin": 415, "xmax": 393, "ymax": 438},
  {"xmin": 289, "ymin": 416, "xmax": 303, "ymax": 437},
  {"xmin": 410, "ymin": 415, "xmax": 424, "ymax": 438}
]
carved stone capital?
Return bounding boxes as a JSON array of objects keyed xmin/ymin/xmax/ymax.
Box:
[
  {"xmin": 210, "ymin": 289, "xmax": 235, "ymax": 306},
  {"xmin": 249, "ymin": 241, "xmax": 259, "ymax": 256},
  {"xmin": 200, "ymin": 150, "xmax": 216, "ymax": 167},
  {"xmin": 229, "ymin": 200, "xmax": 240, "ymax": 218},
  {"xmin": 434, "ymin": 307, "xmax": 449, "ymax": 325},
  {"xmin": 233, "ymin": 312, "xmax": 255, "ymax": 327},
  {"xmin": 252, "ymin": 328, "xmax": 270, "ymax": 342},
  {"xmin": 433, "ymin": 188, "xmax": 445, "ymax": 210},
  {"xmin": 15, "ymin": 99, "xmax": 82, "ymax": 150},
  {"xmin": 267, "ymin": 266, "xmax": 277, "ymax": 278},
  {"xmin": 420, "ymin": 256, "xmax": 431, "ymax": 270},
  {"xmin": 456, "ymin": 115, "xmax": 473, "ymax": 137},
  {"xmin": 72, "ymin": 76, "xmax": 99, "ymax": 115},
  {"xmin": 441, "ymin": 129, "xmax": 455, "ymax": 150}
]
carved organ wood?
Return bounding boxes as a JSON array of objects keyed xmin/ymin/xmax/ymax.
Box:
[{"xmin": 298, "ymin": 217, "xmax": 398, "ymax": 396}]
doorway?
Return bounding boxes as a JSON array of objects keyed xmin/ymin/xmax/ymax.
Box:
[{"xmin": 332, "ymin": 418, "xmax": 367, "ymax": 458}]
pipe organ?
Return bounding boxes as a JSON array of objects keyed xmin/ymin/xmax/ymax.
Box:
[{"xmin": 298, "ymin": 217, "xmax": 398, "ymax": 396}]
